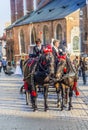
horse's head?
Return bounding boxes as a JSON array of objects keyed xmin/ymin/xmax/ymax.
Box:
[
  {"xmin": 55, "ymin": 59, "xmax": 66, "ymax": 80},
  {"xmin": 39, "ymin": 52, "xmax": 55, "ymax": 75}
]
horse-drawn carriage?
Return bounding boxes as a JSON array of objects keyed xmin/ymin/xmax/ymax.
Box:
[{"xmin": 22, "ymin": 45, "xmax": 79, "ymax": 111}]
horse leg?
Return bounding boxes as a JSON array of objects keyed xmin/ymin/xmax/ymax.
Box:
[
  {"xmin": 64, "ymin": 88, "xmax": 68, "ymax": 106},
  {"xmin": 26, "ymin": 91, "xmax": 30, "ymax": 105},
  {"xmin": 68, "ymin": 87, "xmax": 73, "ymax": 110},
  {"xmin": 44, "ymin": 86, "xmax": 48, "ymax": 111},
  {"xmin": 56, "ymin": 85, "xmax": 61, "ymax": 108},
  {"xmin": 34, "ymin": 87, "xmax": 38, "ymax": 111},
  {"xmin": 30, "ymin": 85, "xmax": 37, "ymax": 112},
  {"xmin": 31, "ymin": 94, "xmax": 37, "ymax": 111},
  {"xmin": 61, "ymin": 86, "xmax": 64, "ymax": 111}
]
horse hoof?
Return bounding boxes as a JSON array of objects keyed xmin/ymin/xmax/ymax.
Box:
[
  {"xmin": 63, "ymin": 105, "xmax": 67, "ymax": 108},
  {"xmin": 68, "ymin": 108, "xmax": 71, "ymax": 111},
  {"xmin": 44, "ymin": 109, "xmax": 47, "ymax": 112},
  {"xmin": 33, "ymin": 107, "xmax": 38, "ymax": 112},
  {"xmin": 57, "ymin": 103, "xmax": 60, "ymax": 108},
  {"xmin": 32, "ymin": 107, "xmax": 35, "ymax": 112},
  {"xmin": 57, "ymin": 105, "xmax": 59, "ymax": 108},
  {"xmin": 70, "ymin": 105, "xmax": 73, "ymax": 107},
  {"xmin": 44, "ymin": 107, "xmax": 48, "ymax": 112},
  {"xmin": 61, "ymin": 108, "xmax": 63, "ymax": 111},
  {"xmin": 26, "ymin": 102, "xmax": 28, "ymax": 105}
]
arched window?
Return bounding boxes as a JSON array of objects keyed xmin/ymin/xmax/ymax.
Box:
[
  {"xmin": 43, "ymin": 25, "xmax": 50, "ymax": 44},
  {"xmin": 73, "ymin": 36, "xmax": 79, "ymax": 51},
  {"xmin": 56, "ymin": 24, "xmax": 62, "ymax": 41},
  {"xmin": 20, "ymin": 29, "xmax": 25, "ymax": 53},
  {"xmin": 31, "ymin": 27, "xmax": 36, "ymax": 45}
]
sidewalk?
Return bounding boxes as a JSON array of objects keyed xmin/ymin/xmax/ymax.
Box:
[
  {"xmin": 78, "ymin": 76, "xmax": 88, "ymax": 107},
  {"xmin": 0, "ymin": 71, "xmax": 88, "ymax": 130},
  {"xmin": 0, "ymin": 71, "xmax": 88, "ymax": 116}
]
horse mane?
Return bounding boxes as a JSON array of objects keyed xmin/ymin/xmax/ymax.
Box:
[{"xmin": 23, "ymin": 58, "xmax": 38, "ymax": 83}]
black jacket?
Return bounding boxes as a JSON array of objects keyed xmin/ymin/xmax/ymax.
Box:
[
  {"xmin": 52, "ymin": 47, "xmax": 59, "ymax": 67},
  {"xmin": 33, "ymin": 45, "xmax": 43, "ymax": 57}
]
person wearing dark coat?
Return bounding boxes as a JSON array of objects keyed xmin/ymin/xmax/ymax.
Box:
[
  {"xmin": 0, "ymin": 60, "xmax": 2, "ymax": 73},
  {"xmin": 81, "ymin": 57, "xmax": 87, "ymax": 85},
  {"xmin": 52, "ymin": 39, "xmax": 66, "ymax": 73},
  {"xmin": 5, "ymin": 62, "xmax": 14, "ymax": 75},
  {"xmin": 52, "ymin": 39, "xmax": 67, "ymax": 65},
  {"xmin": 52, "ymin": 39, "xmax": 60, "ymax": 62},
  {"xmin": 33, "ymin": 39, "xmax": 43, "ymax": 57}
]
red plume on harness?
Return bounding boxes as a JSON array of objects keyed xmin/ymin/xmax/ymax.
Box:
[
  {"xmin": 58, "ymin": 54, "xmax": 66, "ymax": 60},
  {"xmin": 58, "ymin": 54, "xmax": 67, "ymax": 73},
  {"xmin": 63, "ymin": 67, "xmax": 67, "ymax": 73},
  {"xmin": 43, "ymin": 44, "xmax": 52, "ymax": 53},
  {"xmin": 73, "ymin": 81, "xmax": 80, "ymax": 96},
  {"xmin": 23, "ymin": 81, "xmax": 28, "ymax": 90},
  {"xmin": 31, "ymin": 90, "xmax": 37, "ymax": 97}
]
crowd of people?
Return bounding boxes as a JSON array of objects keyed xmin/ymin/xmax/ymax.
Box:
[{"xmin": 0, "ymin": 58, "xmax": 14, "ymax": 75}]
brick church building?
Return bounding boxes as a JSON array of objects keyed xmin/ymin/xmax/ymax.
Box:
[{"xmin": 6, "ymin": 0, "xmax": 87, "ymax": 62}]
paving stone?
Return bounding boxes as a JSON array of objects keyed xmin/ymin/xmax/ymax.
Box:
[{"xmin": 0, "ymin": 72, "xmax": 88, "ymax": 129}]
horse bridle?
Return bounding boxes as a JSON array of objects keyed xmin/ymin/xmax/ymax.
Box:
[{"xmin": 38, "ymin": 54, "xmax": 52, "ymax": 73}]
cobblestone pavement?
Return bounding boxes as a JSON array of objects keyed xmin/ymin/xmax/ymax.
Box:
[{"xmin": 0, "ymin": 72, "xmax": 88, "ymax": 130}]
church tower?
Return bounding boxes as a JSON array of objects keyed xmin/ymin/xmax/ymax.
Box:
[
  {"xmin": 10, "ymin": 0, "xmax": 16, "ymax": 23},
  {"xmin": 26, "ymin": 0, "xmax": 33, "ymax": 13},
  {"xmin": 10, "ymin": 0, "xmax": 24, "ymax": 23}
]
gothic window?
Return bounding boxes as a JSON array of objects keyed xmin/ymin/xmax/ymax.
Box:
[
  {"xmin": 31, "ymin": 27, "xmax": 36, "ymax": 45},
  {"xmin": 43, "ymin": 25, "xmax": 50, "ymax": 45},
  {"xmin": 73, "ymin": 36, "xmax": 79, "ymax": 51},
  {"xmin": 56, "ymin": 24, "xmax": 62, "ymax": 41},
  {"xmin": 20, "ymin": 29, "xmax": 25, "ymax": 53}
]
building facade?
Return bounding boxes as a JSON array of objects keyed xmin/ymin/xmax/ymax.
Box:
[
  {"xmin": 80, "ymin": 5, "xmax": 88, "ymax": 54},
  {"xmin": 6, "ymin": 0, "xmax": 86, "ymax": 62}
]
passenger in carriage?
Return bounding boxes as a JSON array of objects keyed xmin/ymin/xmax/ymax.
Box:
[
  {"xmin": 52, "ymin": 39, "xmax": 67, "ymax": 69},
  {"xmin": 52, "ymin": 39, "xmax": 60, "ymax": 63}
]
